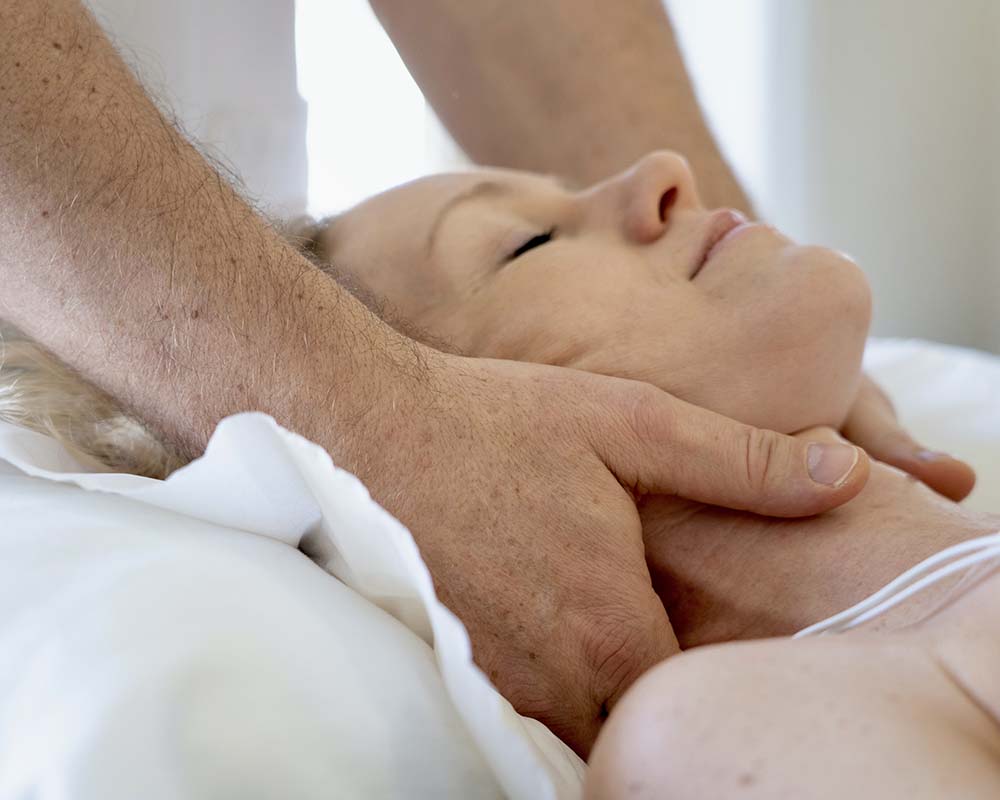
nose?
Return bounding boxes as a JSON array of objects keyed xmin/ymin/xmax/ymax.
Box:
[{"xmin": 593, "ymin": 151, "xmax": 702, "ymax": 244}]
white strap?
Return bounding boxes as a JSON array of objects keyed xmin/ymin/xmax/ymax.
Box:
[{"xmin": 795, "ymin": 531, "xmax": 1000, "ymax": 638}]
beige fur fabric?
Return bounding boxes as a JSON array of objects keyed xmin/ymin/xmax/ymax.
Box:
[{"xmin": 0, "ymin": 323, "xmax": 184, "ymax": 479}]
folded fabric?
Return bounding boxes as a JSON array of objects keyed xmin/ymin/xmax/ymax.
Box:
[{"xmin": 0, "ymin": 414, "xmax": 584, "ymax": 799}]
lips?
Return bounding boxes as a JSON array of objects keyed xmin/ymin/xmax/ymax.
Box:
[{"xmin": 691, "ymin": 209, "xmax": 750, "ymax": 279}]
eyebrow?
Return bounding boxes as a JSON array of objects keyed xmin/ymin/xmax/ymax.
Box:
[
  {"xmin": 424, "ymin": 174, "xmax": 579, "ymax": 258},
  {"xmin": 425, "ymin": 180, "xmax": 509, "ymax": 257}
]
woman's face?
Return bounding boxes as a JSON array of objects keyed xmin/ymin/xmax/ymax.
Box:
[{"xmin": 321, "ymin": 151, "xmax": 871, "ymax": 433}]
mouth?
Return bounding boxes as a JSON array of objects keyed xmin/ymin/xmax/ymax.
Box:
[{"xmin": 690, "ymin": 209, "xmax": 751, "ymax": 279}]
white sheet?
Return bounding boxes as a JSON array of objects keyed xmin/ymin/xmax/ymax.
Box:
[{"xmin": 0, "ymin": 415, "xmax": 584, "ymax": 799}]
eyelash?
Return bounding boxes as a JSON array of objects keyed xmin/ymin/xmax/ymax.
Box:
[{"xmin": 508, "ymin": 228, "xmax": 555, "ymax": 261}]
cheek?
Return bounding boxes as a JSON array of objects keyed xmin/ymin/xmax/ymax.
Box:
[
  {"xmin": 775, "ymin": 252, "xmax": 871, "ymax": 430},
  {"xmin": 454, "ymin": 271, "xmax": 610, "ymax": 364}
]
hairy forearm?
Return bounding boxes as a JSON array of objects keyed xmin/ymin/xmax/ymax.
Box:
[
  {"xmin": 0, "ymin": 0, "xmax": 423, "ymax": 460},
  {"xmin": 372, "ymin": 0, "xmax": 753, "ymax": 214}
]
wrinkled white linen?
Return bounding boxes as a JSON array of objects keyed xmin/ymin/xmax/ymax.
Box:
[{"xmin": 0, "ymin": 414, "xmax": 584, "ymax": 799}]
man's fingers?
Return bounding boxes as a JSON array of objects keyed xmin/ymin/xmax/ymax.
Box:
[
  {"xmin": 552, "ymin": 576, "xmax": 679, "ymax": 757},
  {"xmin": 852, "ymin": 428, "xmax": 976, "ymax": 503},
  {"xmin": 843, "ymin": 376, "xmax": 976, "ymax": 502},
  {"xmin": 600, "ymin": 385, "xmax": 869, "ymax": 517}
]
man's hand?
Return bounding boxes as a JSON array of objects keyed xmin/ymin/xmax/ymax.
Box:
[
  {"xmin": 0, "ymin": 0, "xmax": 868, "ymax": 760},
  {"xmin": 349, "ymin": 353, "xmax": 869, "ymax": 756},
  {"xmin": 842, "ymin": 375, "xmax": 976, "ymax": 502}
]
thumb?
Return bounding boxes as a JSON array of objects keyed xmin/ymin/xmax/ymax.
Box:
[{"xmin": 597, "ymin": 386, "xmax": 869, "ymax": 517}]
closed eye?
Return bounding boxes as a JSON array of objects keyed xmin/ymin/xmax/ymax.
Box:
[{"xmin": 508, "ymin": 229, "xmax": 555, "ymax": 261}]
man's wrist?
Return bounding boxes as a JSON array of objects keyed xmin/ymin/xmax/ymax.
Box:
[{"xmin": 277, "ymin": 290, "xmax": 444, "ymax": 475}]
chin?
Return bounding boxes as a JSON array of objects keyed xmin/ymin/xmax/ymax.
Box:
[
  {"xmin": 739, "ymin": 247, "xmax": 871, "ymax": 433},
  {"xmin": 672, "ymin": 247, "xmax": 872, "ymax": 434},
  {"xmin": 765, "ymin": 366, "xmax": 865, "ymax": 434},
  {"xmin": 697, "ymin": 362, "xmax": 864, "ymax": 436}
]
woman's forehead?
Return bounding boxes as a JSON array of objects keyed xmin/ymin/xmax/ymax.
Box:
[
  {"xmin": 319, "ymin": 174, "xmax": 500, "ymax": 308},
  {"xmin": 348, "ymin": 168, "xmax": 564, "ymax": 232},
  {"xmin": 326, "ymin": 168, "xmax": 569, "ymax": 293},
  {"xmin": 334, "ymin": 174, "xmax": 476, "ymax": 248}
]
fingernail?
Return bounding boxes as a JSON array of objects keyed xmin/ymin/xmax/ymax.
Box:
[
  {"xmin": 915, "ymin": 449, "xmax": 949, "ymax": 463},
  {"xmin": 807, "ymin": 443, "xmax": 859, "ymax": 486}
]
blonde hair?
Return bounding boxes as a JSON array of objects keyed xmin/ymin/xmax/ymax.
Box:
[{"xmin": 0, "ymin": 322, "xmax": 185, "ymax": 478}]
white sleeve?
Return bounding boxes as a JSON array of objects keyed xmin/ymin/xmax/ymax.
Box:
[{"xmin": 84, "ymin": 0, "xmax": 307, "ymax": 216}]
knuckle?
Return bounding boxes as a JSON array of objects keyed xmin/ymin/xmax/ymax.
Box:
[
  {"xmin": 496, "ymin": 666, "xmax": 559, "ymax": 721},
  {"xmin": 579, "ymin": 609, "xmax": 655, "ymax": 708},
  {"xmin": 479, "ymin": 645, "xmax": 559, "ymax": 716},
  {"xmin": 741, "ymin": 426, "xmax": 780, "ymax": 494},
  {"xmin": 625, "ymin": 382, "xmax": 676, "ymax": 444},
  {"xmin": 484, "ymin": 651, "xmax": 592, "ymax": 750}
]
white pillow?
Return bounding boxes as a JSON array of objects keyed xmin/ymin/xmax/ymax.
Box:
[{"xmin": 0, "ymin": 416, "xmax": 584, "ymax": 800}]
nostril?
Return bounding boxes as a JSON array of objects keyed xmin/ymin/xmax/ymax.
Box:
[{"xmin": 658, "ymin": 187, "xmax": 678, "ymax": 222}]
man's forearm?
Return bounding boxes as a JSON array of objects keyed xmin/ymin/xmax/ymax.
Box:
[
  {"xmin": 371, "ymin": 0, "xmax": 753, "ymax": 214},
  {"xmin": 0, "ymin": 1, "xmax": 420, "ymax": 459}
]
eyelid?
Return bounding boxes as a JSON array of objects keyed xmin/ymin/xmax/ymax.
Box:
[{"xmin": 507, "ymin": 228, "xmax": 556, "ymax": 262}]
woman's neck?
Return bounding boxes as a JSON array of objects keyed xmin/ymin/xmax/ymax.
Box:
[{"xmin": 641, "ymin": 459, "xmax": 999, "ymax": 648}]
